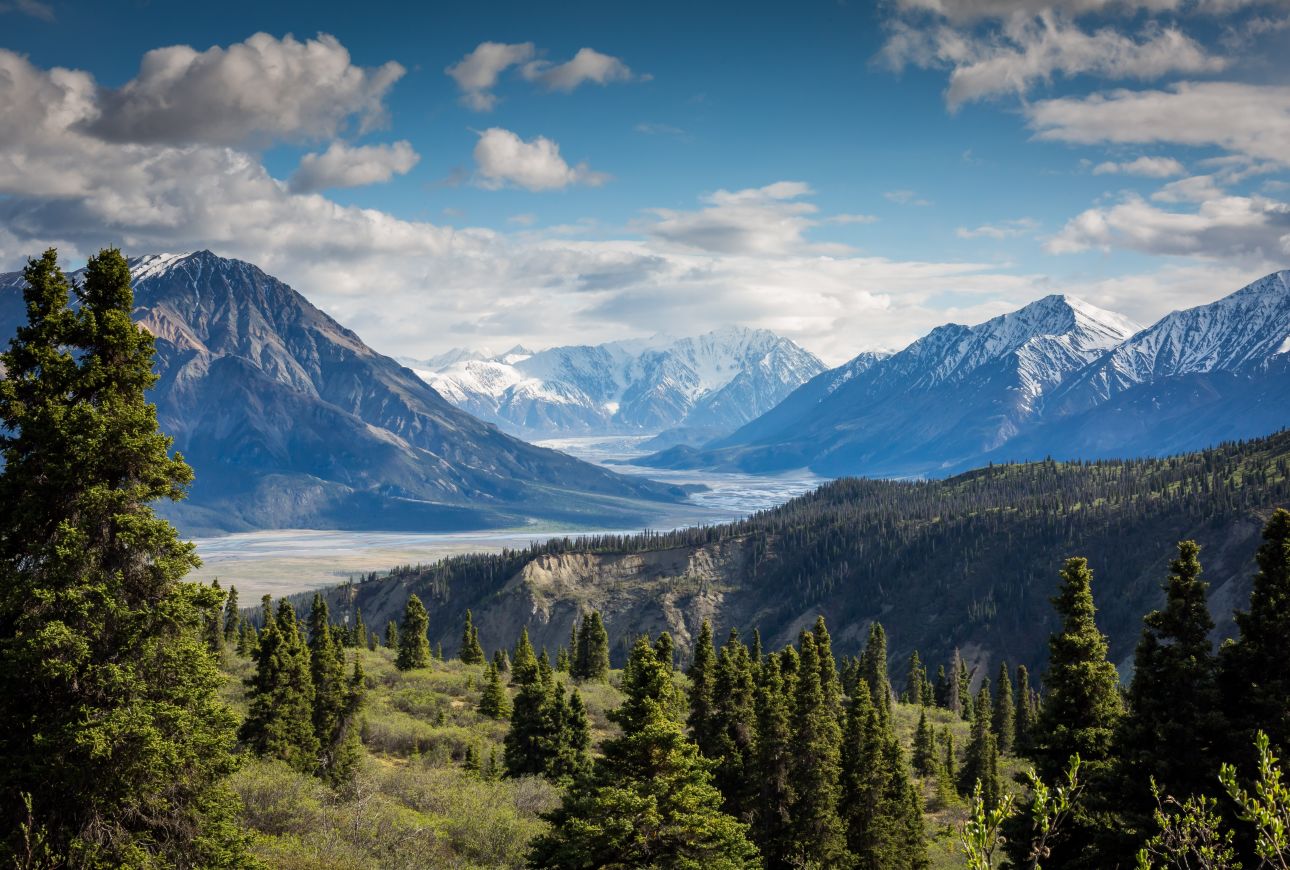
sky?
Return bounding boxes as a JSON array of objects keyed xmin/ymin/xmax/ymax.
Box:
[{"xmin": 0, "ymin": 0, "xmax": 1288, "ymax": 364}]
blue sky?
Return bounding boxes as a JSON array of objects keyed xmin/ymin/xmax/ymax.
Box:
[{"xmin": 1, "ymin": 0, "xmax": 1288, "ymax": 362}]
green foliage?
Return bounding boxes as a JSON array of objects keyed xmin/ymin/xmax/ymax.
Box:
[
  {"xmin": 709, "ymin": 629, "xmax": 760, "ymax": 822},
  {"xmin": 396, "ymin": 595, "xmax": 431, "ymax": 671},
  {"xmin": 1220, "ymin": 730, "xmax": 1290, "ymax": 869},
  {"xmin": 242, "ymin": 599, "xmax": 319, "ymax": 772},
  {"xmin": 0, "ymin": 248, "xmax": 251, "ymax": 866},
  {"xmin": 527, "ymin": 635, "xmax": 760, "ymax": 869},
  {"xmin": 687, "ymin": 617, "xmax": 718, "ymax": 755},
  {"xmin": 459, "ymin": 608, "xmax": 485, "ymax": 664},
  {"xmin": 383, "ymin": 620, "xmax": 397, "ymax": 650},
  {"xmin": 751, "ymin": 655, "xmax": 794, "ymax": 866},
  {"xmin": 1134, "ymin": 780, "xmax": 1239, "ymax": 870},
  {"xmin": 962, "ymin": 755, "xmax": 1082, "ymax": 870},
  {"xmin": 479, "ymin": 662, "xmax": 512, "ymax": 720},
  {"xmin": 862, "ymin": 621, "xmax": 893, "ymax": 716},
  {"xmin": 571, "ymin": 610, "xmax": 610, "ymax": 681},
  {"xmin": 225, "ymin": 584, "xmax": 241, "ymax": 642},
  {"xmin": 1015, "ymin": 664, "xmax": 1037, "ymax": 755},
  {"xmin": 994, "ymin": 662, "xmax": 1015, "ymax": 756},
  {"xmin": 787, "ymin": 632, "xmax": 848, "ymax": 866},
  {"xmin": 511, "ymin": 626, "xmax": 536, "ymax": 678},
  {"xmin": 960, "ymin": 683, "xmax": 1003, "ymax": 812}
]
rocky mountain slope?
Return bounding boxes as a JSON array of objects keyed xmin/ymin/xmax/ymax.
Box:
[
  {"xmin": 410, "ymin": 327, "xmax": 825, "ymax": 440},
  {"xmin": 0, "ymin": 251, "xmax": 686, "ymax": 534},
  {"xmin": 640, "ymin": 294, "xmax": 1142, "ymax": 476},
  {"xmin": 299, "ymin": 429, "xmax": 1290, "ymax": 680}
]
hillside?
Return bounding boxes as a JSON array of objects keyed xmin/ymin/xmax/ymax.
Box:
[
  {"xmin": 299, "ymin": 429, "xmax": 1290, "ymax": 682},
  {"xmin": 0, "ymin": 252, "xmax": 687, "ymax": 534}
]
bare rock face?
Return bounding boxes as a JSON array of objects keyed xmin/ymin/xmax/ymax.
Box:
[{"xmin": 0, "ymin": 251, "xmax": 686, "ymax": 534}]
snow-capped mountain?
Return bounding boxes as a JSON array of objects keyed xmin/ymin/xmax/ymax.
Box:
[
  {"xmin": 0, "ymin": 251, "xmax": 685, "ymax": 534},
  {"xmin": 411, "ymin": 327, "xmax": 826, "ymax": 439},
  {"xmin": 641, "ymin": 272, "xmax": 1290, "ymax": 477},
  {"xmin": 642, "ymin": 294, "xmax": 1144, "ymax": 476}
]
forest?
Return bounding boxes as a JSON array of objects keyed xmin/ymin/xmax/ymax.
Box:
[{"xmin": 3, "ymin": 248, "xmax": 1290, "ymax": 869}]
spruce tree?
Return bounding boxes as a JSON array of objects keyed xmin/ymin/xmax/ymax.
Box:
[
  {"xmin": 948, "ymin": 651, "xmax": 965, "ymax": 717},
  {"xmin": 241, "ymin": 599, "xmax": 319, "ymax": 772},
  {"xmin": 934, "ymin": 664, "xmax": 950, "ymax": 709},
  {"xmin": 1015, "ymin": 663, "xmax": 1036, "ymax": 754},
  {"xmin": 960, "ymin": 683, "xmax": 1002, "ymax": 810},
  {"xmin": 460, "ymin": 608, "xmax": 485, "ymax": 664},
  {"xmin": 0, "ymin": 248, "xmax": 248, "ymax": 865},
  {"xmin": 478, "ymin": 661, "xmax": 512, "ymax": 720},
  {"xmin": 862, "ymin": 621, "xmax": 893, "ymax": 714},
  {"xmin": 396, "ymin": 594, "xmax": 431, "ymax": 671},
  {"xmin": 912, "ymin": 708, "xmax": 938, "ymax": 777},
  {"xmin": 813, "ymin": 616, "xmax": 844, "ymax": 716},
  {"xmin": 511, "ymin": 626, "xmax": 537, "ymax": 678},
  {"xmin": 957, "ymin": 652, "xmax": 975, "ymax": 721},
  {"xmin": 752, "ymin": 655, "xmax": 794, "ymax": 868},
  {"xmin": 573, "ymin": 611, "xmax": 610, "ymax": 681},
  {"xmin": 307, "ymin": 594, "xmax": 364, "ymax": 786},
  {"xmin": 223, "ymin": 584, "xmax": 240, "ymax": 642},
  {"xmin": 710, "ymin": 630, "xmax": 759, "ymax": 822},
  {"xmin": 786, "ymin": 633, "xmax": 847, "ymax": 867},
  {"xmin": 994, "ymin": 661, "xmax": 1015, "ymax": 755},
  {"xmin": 904, "ymin": 650, "xmax": 927, "ymax": 705},
  {"xmin": 528, "ymin": 636, "xmax": 759, "ymax": 868},
  {"xmin": 205, "ymin": 578, "xmax": 227, "ymax": 656},
  {"xmin": 353, "ymin": 608, "xmax": 367, "ymax": 649},
  {"xmin": 1221, "ymin": 509, "xmax": 1290, "ymax": 760},
  {"xmin": 687, "ymin": 618, "xmax": 718, "ymax": 755},
  {"xmin": 655, "ymin": 630, "xmax": 675, "ymax": 668},
  {"xmin": 384, "ymin": 620, "xmax": 398, "ymax": 650}
]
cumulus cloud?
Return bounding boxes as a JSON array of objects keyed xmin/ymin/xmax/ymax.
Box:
[
  {"xmin": 288, "ymin": 140, "xmax": 419, "ymax": 193},
  {"xmin": 827, "ymin": 213, "xmax": 880, "ymax": 224},
  {"xmin": 1028, "ymin": 82, "xmax": 1290, "ymax": 166},
  {"xmin": 473, "ymin": 128, "xmax": 608, "ymax": 191},
  {"xmin": 882, "ymin": 12, "xmax": 1223, "ymax": 108},
  {"xmin": 444, "ymin": 41, "xmax": 535, "ymax": 111},
  {"xmin": 89, "ymin": 33, "xmax": 404, "ymax": 146},
  {"xmin": 956, "ymin": 217, "xmax": 1040, "ymax": 238},
  {"xmin": 641, "ymin": 182, "xmax": 832, "ymax": 255},
  {"xmin": 521, "ymin": 47, "xmax": 642, "ymax": 91},
  {"xmin": 1047, "ymin": 191, "xmax": 1290, "ymax": 258},
  {"xmin": 445, "ymin": 42, "xmax": 642, "ymax": 110},
  {"xmin": 1091, "ymin": 156, "xmax": 1186, "ymax": 176}
]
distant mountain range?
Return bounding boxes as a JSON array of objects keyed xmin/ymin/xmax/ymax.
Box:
[
  {"xmin": 0, "ymin": 251, "xmax": 686, "ymax": 535},
  {"xmin": 636, "ymin": 271, "xmax": 1290, "ymax": 477},
  {"xmin": 405, "ymin": 328, "xmax": 825, "ymax": 444}
]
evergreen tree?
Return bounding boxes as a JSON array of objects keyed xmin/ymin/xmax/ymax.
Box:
[
  {"xmin": 786, "ymin": 633, "xmax": 847, "ymax": 867},
  {"xmin": 709, "ymin": 630, "xmax": 759, "ymax": 822},
  {"xmin": 934, "ymin": 664, "xmax": 950, "ymax": 709},
  {"xmin": 943, "ymin": 728, "xmax": 957, "ymax": 784},
  {"xmin": 957, "ymin": 652, "xmax": 975, "ymax": 721},
  {"xmin": 396, "ymin": 594, "xmax": 431, "ymax": 671},
  {"xmin": 223, "ymin": 584, "xmax": 240, "ymax": 642},
  {"xmin": 687, "ymin": 618, "xmax": 718, "ymax": 755},
  {"xmin": 307, "ymin": 594, "xmax": 364, "ymax": 786},
  {"xmin": 384, "ymin": 619, "xmax": 398, "ymax": 650},
  {"xmin": 555, "ymin": 645, "xmax": 570, "ymax": 672},
  {"xmin": 751, "ymin": 655, "xmax": 794, "ymax": 868},
  {"xmin": 1221, "ymin": 509, "xmax": 1290, "ymax": 760},
  {"xmin": 572, "ymin": 611, "xmax": 610, "ymax": 681},
  {"xmin": 205, "ymin": 578, "xmax": 226, "ymax": 656},
  {"xmin": 493, "ymin": 647, "xmax": 510, "ymax": 674},
  {"xmin": 861, "ymin": 621, "xmax": 893, "ymax": 714},
  {"xmin": 0, "ymin": 248, "xmax": 249, "ymax": 865},
  {"xmin": 813, "ymin": 616, "xmax": 844, "ymax": 716},
  {"xmin": 904, "ymin": 650, "xmax": 928, "ymax": 705},
  {"xmin": 1015, "ymin": 663, "xmax": 1037, "ymax": 754},
  {"xmin": 994, "ymin": 661, "xmax": 1016, "ymax": 755},
  {"xmin": 241, "ymin": 599, "xmax": 319, "ymax": 772},
  {"xmin": 511, "ymin": 626, "xmax": 537, "ymax": 677},
  {"xmin": 236, "ymin": 620, "xmax": 252, "ymax": 657},
  {"xmin": 1121, "ymin": 541, "xmax": 1221, "ymax": 817},
  {"xmin": 947, "ymin": 651, "xmax": 965, "ymax": 717},
  {"xmin": 528, "ymin": 636, "xmax": 759, "ymax": 869},
  {"xmin": 960, "ymin": 682, "xmax": 1002, "ymax": 811},
  {"xmin": 654, "ymin": 630, "xmax": 675, "ymax": 668},
  {"xmin": 478, "ymin": 661, "xmax": 512, "ymax": 720},
  {"xmin": 460, "ymin": 608, "xmax": 485, "ymax": 664},
  {"xmin": 353, "ymin": 608, "xmax": 367, "ymax": 649},
  {"xmin": 912, "ymin": 708, "xmax": 938, "ymax": 777}
]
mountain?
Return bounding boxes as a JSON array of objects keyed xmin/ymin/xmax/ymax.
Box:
[
  {"xmin": 0, "ymin": 251, "xmax": 686, "ymax": 534},
  {"xmin": 639, "ymin": 294, "xmax": 1141, "ymax": 476},
  {"xmin": 298, "ymin": 429, "xmax": 1290, "ymax": 681},
  {"xmin": 410, "ymin": 327, "xmax": 826, "ymax": 440}
]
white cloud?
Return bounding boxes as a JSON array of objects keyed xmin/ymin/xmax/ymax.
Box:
[
  {"xmin": 0, "ymin": 0, "xmax": 54, "ymax": 20},
  {"xmin": 1091, "ymin": 156, "xmax": 1185, "ymax": 176},
  {"xmin": 827, "ymin": 213, "xmax": 880, "ymax": 224},
  {"xmin": 288, "ymin": 140, "xmax": 419, "ymax": 193},
  {"xmin": 521, "ymin": 47, "xmax": 642, "ymax": 91},
  {"xmin": 90, "ymin": 33, "xmax": 405, "ymax": 146},
  {"xmin": 883, "ymin": 12, "xmax": 1223, "ymax": 109},
  {"xmin": 1047, "ymin": 191, "xmax": 1290, "ymax": 258},
  {"xmin": 1150, "ymin": 174, "xmax": 1226, "ymax": 202},
  {"xmin": 884, "ymin": 189, "xmax": 932, "ymax": 206},
  {"xmin": 473, "ymin": 128, "xmax": 608, "ymax": 191},
  {"xmin": 444, "ymin": 41, "xmax": 535, "ymax": 111},
  {"xmin": 1027, "ymin": 82, "xmax": 1290, "ymax": 166},
  {"xmin": 640, "ymin": 182, "xmax": 833, "ymax": 255},
  {"xmin": 956, "ymin": 217, "xmax": 1040, "ymax": 238}
]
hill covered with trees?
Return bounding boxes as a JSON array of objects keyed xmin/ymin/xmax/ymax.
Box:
[{"xmin": 302, "ymin": 429, "xmax": 1290, "ymax": 678}]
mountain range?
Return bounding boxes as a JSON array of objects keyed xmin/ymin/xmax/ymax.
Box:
[
  {"xmin": 636, "ymin": 271, "xmax": 1290, "ymax": 477},
  {"xmin": 0, "ymin": 251, "xmax": 687, "ymax": 535},
  {"xmin": 407, "ymin": 328, "xmax": 825, "ymax": 443}
]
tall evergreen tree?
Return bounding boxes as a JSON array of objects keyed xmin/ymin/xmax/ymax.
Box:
[
  {"xmin": 0, "ymin": 248, "xmax": 249, "ymax": 865},
  {"xmin": 904, "ymin": 650, "xmax": 928, "ymax": 705},
  {"xmin": 1221, "ymin": 509, "xmax": 1290, "ymax": 760},
  {"xmin": 861, "ymin": 621, "xmax": 893, "ymax": 714},
  {"xmin": 205, "ymin": 578, "xmax": 226, "ymax": 656},
  {"xmin": 307, "ymin": 594, "xmax": 364, "ymax": 786},
  {"xmin": 396, "ymin": 594, "xmax": 432, "ymax": 671},
  {"xmin": 994, "ymin": 661, "xmax": 1016, "ymax": 755},
  {"xmin": 241, "ymin": 599, "xmax": 319, "ymax": 772},
  {"xmin": 460, "ymin": 608, "xmax": 485, "ymax": 664},
  {"xmin": 960, "ymin": 682, "xmax": 1002, "ymax": 811},
  {"xmin": 709, "ymin": 631, "xmax": 759, "ymax": 822},
  {"xmin": 957, "ymin": 652, "xmax": 975, "ymax": 721},
  {"xmin": 687, "ymin": 618, "xmax": 718, "ymax": 756},
  {"xmin": 528, "ymin": 636, "xmax": 759, "ymax": 869},
  {"xmin": 511, "ymin": 626, "xmax": 537, "ymax": 678},
  {"xmin": 947, "ymin": 651, "xmax": 965, "ymax": 717},
  {"xmin": 752, "ymin": 655, "xmax": 795, "ymax": 869},
  {"xmin": 572, "ymin": 611, "xmax": 610, "ymax": 681},
  {"xmin": 223, "ymin": 584, "xmax": 240, "ymax": 642},
  {"xmin": 934, "ymin": 664, "xmax": 950, "ymax": 709},
  {"xmin": 786, "ymin": 633, "xmax": 848, "ymax": 867},
  {"xmin": 1015, "ymin": 663, "xmax": 1036, "ymax": 754},
  {"xmin": 384, "ymin": 619, "xmax": 398, "ymax": 650},
  {"xmin": 813, "ymin": 616, "xmax": 844, "ymax": 716},
  {"xmin": 912, "ymin": 708, "xmax": 938, "ymax": 777}
]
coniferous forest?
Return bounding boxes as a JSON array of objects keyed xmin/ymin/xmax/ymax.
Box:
[{"xmin": 5, "ymin": 251, "xmax": 1290, "ymax": 870}]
